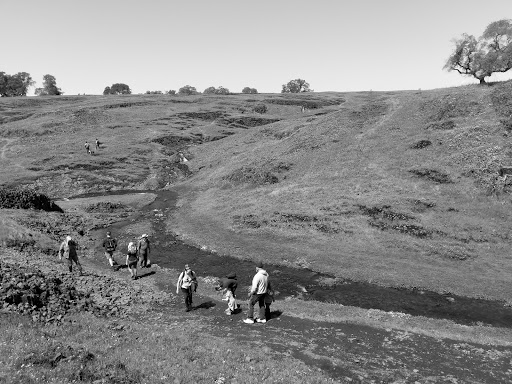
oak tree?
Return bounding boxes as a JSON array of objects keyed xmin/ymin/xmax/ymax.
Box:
[
  {"xmin": 35, "ymin": 74, "xmax": 62, "ymax": 96},
  {"xmin": 444, "ymin": 19, "xmax": 512, "ymax": 84},
  {"xmin": 0, "ymin": 72, "xmax": 34, "ymax": 97},
  {"xmin": 281, "ymin": 78, "xmax": 312, "ymax": 93}
]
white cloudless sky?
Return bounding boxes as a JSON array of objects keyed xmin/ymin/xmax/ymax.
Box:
[{"xmin": 2, "ymin": 0, "xmax": 511, "ymax": 95}]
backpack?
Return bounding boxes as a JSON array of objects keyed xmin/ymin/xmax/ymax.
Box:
[{"xmin": 106, "ymin": 238, "xmax": 116, "ymax": 252}]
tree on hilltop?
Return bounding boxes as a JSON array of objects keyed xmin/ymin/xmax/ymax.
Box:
[
  {"xmin": 203, "ymin": 86, "xmax": 230, "ymax": 95},
  {"xmin": 103, "ymin": 83, "xmax": 131, "ymax": 95},
  {"xmin": 203, "ymin": 86, "xmax": 216, "ymax": 94},
  {"xmin": 242, "ymin": 87, "xmax": 258, "ymax": 94},
  {"xmin": 35, "ymin": 74, "xmax": 62, "ymax": 96},
  {"xmin": 444, "ymin": 19, "xmax": 512, "ymax": 84},
  {"xmin": 281, "ymin": 78, "xmax": 312, "ymax": 93},
  {"xmin": 178, "ymin": 85, "xmax": 198, "ymax": 96},
  {"xmin": 0, "ymin": 71, "xmax": 34, "ymax": 97}
]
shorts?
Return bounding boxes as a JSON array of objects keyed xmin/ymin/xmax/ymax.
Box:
[
  {"xmin": 105, "ymin": 251, "xmax": 114, "ymax": 258},
  {"xmin": 128, "ymin": 260, "xmax": 137, "ymax": 269}
]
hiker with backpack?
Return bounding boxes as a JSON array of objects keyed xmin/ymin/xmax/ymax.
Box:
[
  {"xmin": 58, "ymin": 235, "xmax": 83, "ymax": 275},
  {"xmin": 137, "ymin": 234, "xmax": 151, "ymax": 268},
  {"xmin": 126, "ymin": 242, "xmax": 139, "ymax": 280},
  {"xmin": 215, "ymin": 272, "xmax": 239, "ymax": 315},
  {"xmin": 102, "ymin": 231, "xmax": 119, "ymax": 270},
  {"xmin": 176, "ymin": 264, "xmax": 198, "ymax": 312}
]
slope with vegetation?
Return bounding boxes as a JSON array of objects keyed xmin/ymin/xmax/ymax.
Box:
[{"xmin": 1, "ymin": 83, "xmax": 512, "ymax": 382}]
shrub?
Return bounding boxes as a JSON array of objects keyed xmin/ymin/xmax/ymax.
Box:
[
  {"xmin": 252, "ymin": 104, "xmax": 267, "ymax": 114},
  {"xmin": 0, "ymin": 186, "xmax": 62, "ymax": 212}
]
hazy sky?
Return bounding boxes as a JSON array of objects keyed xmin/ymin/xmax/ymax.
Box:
[{"xmin": 2, "ymin": 0, "xmax": 511, "ymax": 95}]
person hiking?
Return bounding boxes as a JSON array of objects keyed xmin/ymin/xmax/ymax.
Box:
[
  {"xmin": 176, "ymin": 264, "xmax": 198, "ymax": 312},
  {"xmin": 58, "ymin": 235, "xmax": 83, "ymax": 275},
  {"xmin": 137, "ymin": 234, "xmax": 151, "ymax": 268},
  {"xmin": 102, "ymin": 231, "xmax": 119, "ymax": 270},
  {"xmin": 126, "ymin": 242, "xmax": 139, "ymax": 280},
  {"xmin": 215, "ymin": 272, "xmax": 238, "ymax": 315},
  {"xmin": 95, "ymin": 138, "xmax": 100, "ymax": 150},
  {"xmin": 243, "ymin": 261, "xmax": 270, "ymax": 324},
  {"xmin": 84, "ymin": 141, "xmax": 90, "ymax": 154}
]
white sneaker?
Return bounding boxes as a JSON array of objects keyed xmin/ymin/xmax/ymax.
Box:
[
  {"xmin": 256, "ymin": 318, "xmax": 267, "ymax": 323},
  {"xmin": 243, "ymin": 318, "xmax": 255, "ymax": 324}
]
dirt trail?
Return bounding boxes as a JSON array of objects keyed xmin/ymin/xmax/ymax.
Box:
[{"xmin": 0, "ymin": 138, "xmax": 16, "ymax": 160}]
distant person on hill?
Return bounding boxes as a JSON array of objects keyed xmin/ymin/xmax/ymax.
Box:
[
  {"xmin": 243, "ymin": 261, "xmax": 270, "ymax": 324},
  {"xmin": 102, "ymin": 231, "xmax": 118, "ymax": 270},
  {"xmin": 215, "ymin": 272, "xmax": 239, "ymax": 315},
  {"xmin": 176, "ymin": 264, "xmax": 198, "ymax": 312},
  {"xmin": 58, "ymin": 235, "xmax": 83, "ymax": 275},
  {"xmin": 126, "ymin": 242, "xmax": 139, "ymax": 280},
  {"xmin": 137, "ymin": 234, "xmax": 151, "ymax": 268},
  {"xmin": 95, "ymin": 139, "xmax": 100, "ymax": 150},
  {"xmin": 84, "ymin": 141, "xmax": 90, "ymax": 154}
]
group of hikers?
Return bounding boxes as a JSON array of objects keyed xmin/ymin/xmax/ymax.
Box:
[
  {"xmin": 176, "ymin": 260, "xmax": 275, "ymax": 322},
  {"xmin": 84, "ymin": 139, "xmax": 101, "ymax": 155},
  {"xmin": 58, "ymin": 231, "xmax": 275, "ymax": 323},
  {"xmin": 101, "ymin": 231, "xmax": 151, "ymax": 279}
]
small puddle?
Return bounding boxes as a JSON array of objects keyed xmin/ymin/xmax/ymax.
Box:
[{"xmin": 80, "ymin": 189, "xmax": 512, "ymax": 328}]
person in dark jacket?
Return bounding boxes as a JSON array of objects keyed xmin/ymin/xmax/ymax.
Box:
[
  {"xmin": 215, "ymin": 272, "xmax": 238, "ymax": 315},
  {"xmin": 102, "ymin": 231, "xmax": 118, "ymax": 270},
  {"xmin": 59, "ymin": 235, "xmax": 83, "ymax": 274}
]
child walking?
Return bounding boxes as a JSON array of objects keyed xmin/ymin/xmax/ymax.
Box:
[{"xmin": 215, "ymin": 272, "xmax": 238, "ymax": 315}]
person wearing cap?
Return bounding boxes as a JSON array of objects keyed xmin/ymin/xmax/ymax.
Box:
[
  {"xmin": 176, "ymin": 264, "xmax": 198, "ymax": 312},
  {"xmin": 58, "ymin": 235, "xmax": 83, "ymax": 275},
  {"xmin": 215, "ymin": 272, "xmax": 238, "ymax": 315},
  {"xmin": 243, "ymin": 261, "xmax": 270, "ymax": 324},
  {"xmin": 102, "ymin": 231, "xmax": 118, "ymax": 270},
  {"xmin": 137, "ymin": 234, "xmax": 151, "ymax": 268},
  {"xmin": 126, "ymin": 242, "xmax": 139, "ymax": 280}
]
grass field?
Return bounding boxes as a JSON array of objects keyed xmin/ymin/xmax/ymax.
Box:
[{"xmin": 2, "ymin": 84, "xmax": 512, "ymax": 382}]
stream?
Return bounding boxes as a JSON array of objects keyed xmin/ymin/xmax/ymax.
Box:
[{"xmin": 85, "ymin": 189, "xmax": 512, "ymax": 328}]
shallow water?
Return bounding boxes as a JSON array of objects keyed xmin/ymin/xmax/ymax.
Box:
[{"xmin": 84, "ymin": 189, "xmax": 512, "ymax": 328}]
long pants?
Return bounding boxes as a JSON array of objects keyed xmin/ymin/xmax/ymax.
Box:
[
  {"xmin": 224, "ymin": 289, "xmax": 237, "ymax": 313},
  {"xmin": 181, "ymin": 287, "xmax": 193, "ymax": 310},
  {"xmin": 247, "ymin": 293, "xmax": 266, "ymax": 320},
  {"xmin": 67, "ymin": 254, "xmax": 83, "ymax": 274},
  {"xmin": 139, "ymin": 252, "xmax": 149, "ymax": 267}
]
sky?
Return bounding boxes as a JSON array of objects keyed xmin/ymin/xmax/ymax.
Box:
[{"xmin": 2, "ymin": 0, "xmax": 511, "ymax": 95}]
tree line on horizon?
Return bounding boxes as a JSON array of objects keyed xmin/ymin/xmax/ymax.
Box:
[{"xmin": 2, "ymin": 19, "xmax": 511, "ymax": 97}]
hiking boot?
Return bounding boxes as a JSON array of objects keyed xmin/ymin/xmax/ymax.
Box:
[
  {"xmin": 256, "ymin": 318, "xmax": 267, "ymax": 323},
  {"xmin": 243, "ymin": 318, "xmax": 255, "ymax": 324}
]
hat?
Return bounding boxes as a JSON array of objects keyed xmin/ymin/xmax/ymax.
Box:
[
  {"xmin": 184, "ymin": 264, "xmax": 191, "ymax": 270},
  {"xmin": 226, "ymin": 272, "xmax": 236, "ymax": 279},
  {"xmin": 141, "ymin": 234, "xmax": 148, "ymax": 238},
  {"xmin": 256, "ymin": 261, "xmax": 264, "ymax": 269}
]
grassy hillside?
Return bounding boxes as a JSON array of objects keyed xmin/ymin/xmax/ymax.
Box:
[{"xmin": 1, "ymin": 85, "xmax": 512, "ymax": 303}]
